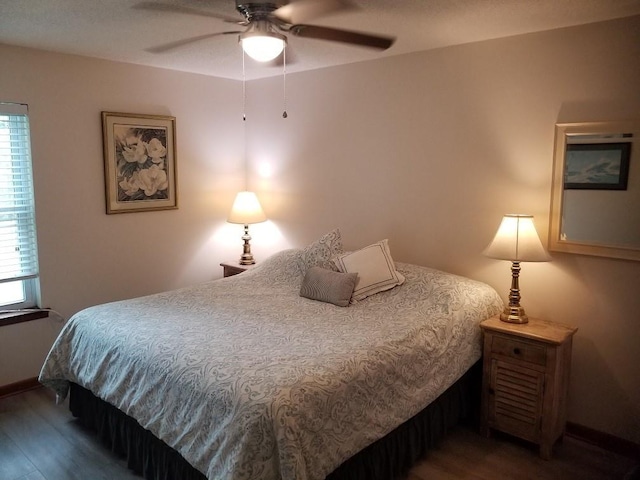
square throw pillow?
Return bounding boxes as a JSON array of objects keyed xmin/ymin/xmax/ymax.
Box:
[
  {"xmin": 298, "ymin": 228, "xmax": 344, "ymax": 273},
  {"xmin": 299, "ymin": 267, "xmax": 358, "ymax": 307},
  {"xmin": 332, "ymin": 239, "xmax": 405, "ymax": 302}
]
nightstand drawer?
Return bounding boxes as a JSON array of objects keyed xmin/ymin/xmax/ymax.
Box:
[{"xmin": 492, "ymin": 335, "xmax": 546, "ymax": 366}]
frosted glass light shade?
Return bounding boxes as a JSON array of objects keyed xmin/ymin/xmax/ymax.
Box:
[
  {"xmin": 240, "ymin": 32, "xmax": 285, "ymax": 62},
  {"xmin": 483, "ymin": 214, "xmax": 551, "ymax": 262},
  {"xmin": 227, "ymin": 191, "xmax": 267, "ymax": 225}
]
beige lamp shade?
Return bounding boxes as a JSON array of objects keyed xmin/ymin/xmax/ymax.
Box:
[
  {"xmin": 227, "ymin": 191, "xmax": 267, "ymax": 225},
  {"xmin": 483, "ymin": 214, "xmax": 551, "ymax": 262}
]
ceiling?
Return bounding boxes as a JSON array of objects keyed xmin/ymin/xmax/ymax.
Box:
[{"xmin": 1, "ymin": 0, "xmax": 639, "ymax": 81}]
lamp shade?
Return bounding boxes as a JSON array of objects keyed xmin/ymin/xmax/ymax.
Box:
[
  {"xmin": 227, "ymin": 191, "xmax": 267, "ymax": 225},
  {"xmin": 483, "ymin": 214, "xmax": 551, "ymax": 262},
  {"xmin": 240, "ymin": 31, "xmax": 286, "ymax": 62}
]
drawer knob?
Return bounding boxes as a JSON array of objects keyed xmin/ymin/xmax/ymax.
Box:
[{"xmin": 513, "ymin": 347, "xmax": 521, "ymax": 355}]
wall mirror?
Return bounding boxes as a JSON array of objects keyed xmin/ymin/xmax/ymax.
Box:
[{"xmin": 549, "ymin": 120, "xmax": 640, "ymax": 261}]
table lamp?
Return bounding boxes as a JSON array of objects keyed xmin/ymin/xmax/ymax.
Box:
[
  {"xmin": 227, "ymin": 191, "xmax": 267, "ymax": 265},
  {"xmin": 483, "ymin": 214, "xmax": 551, "ymax": 324}
]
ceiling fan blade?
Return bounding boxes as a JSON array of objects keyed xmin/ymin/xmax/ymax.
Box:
[
  {"xmin": 290, "ymin": 25, "xmax": 395, "ymax": 50},
  {"xmin": 274, "ymin": 0, "xmax": 355, "ymax": 24},
  {"xmin": 133, "ymin": 2, "xmax": 242, "ymax": 23},
  {"xmin": 146, "ymin": 31, "xmax": 240, "ymax": 54}
]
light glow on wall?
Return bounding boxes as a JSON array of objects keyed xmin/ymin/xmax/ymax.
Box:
[{"xmin": 257, "ymin": 161, "xmax": 274, "ymax": 178}]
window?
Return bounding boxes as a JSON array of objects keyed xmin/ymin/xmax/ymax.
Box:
[{"xmin": 0, "ymin": 103, "xmax": 39, "ymax": 310}]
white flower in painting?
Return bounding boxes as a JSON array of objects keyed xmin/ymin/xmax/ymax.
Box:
[
  {"xmin": 123, "ymin": 140, "xmax": 148, "ymax": 164},
  {"xmin": 119, "ymin": 172, "xmax": 141, "ymax": 196},
  {"xmin": 137, "ymin": 165, "xmax": 168, "ymax": 196},
  {"xmin": 146, "ymin": 138, "xmax": 167, "ymax": 163},
  {"xmin": 115, "ymin": 129, "xmax": 141, "ymax": 148}
]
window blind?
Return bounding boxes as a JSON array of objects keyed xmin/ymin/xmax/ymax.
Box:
[{"xmin": 0, "ymin": 103, "xmax": 39, "ymax": 283}]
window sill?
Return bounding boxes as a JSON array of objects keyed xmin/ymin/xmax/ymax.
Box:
[{"xmin": 0, "ymin": 309, "xmax": 49, "ymax": 327}]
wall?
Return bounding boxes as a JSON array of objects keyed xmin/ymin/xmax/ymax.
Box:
[
  {"xmin": 0, "ymin": 14, "xmax": 638, "ymax": 445},
  {"xmin": 245, "ymin": 16, "xmax": 640, "ymax": 443},
  {"xmin": 0, "ymin": 45, "xmax": 247, "ymax": 385}
]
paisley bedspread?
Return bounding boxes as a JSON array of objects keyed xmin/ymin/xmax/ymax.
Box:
[{"xmin": 39, "ymin": 249, "xmax": 502, "ymax": 480}]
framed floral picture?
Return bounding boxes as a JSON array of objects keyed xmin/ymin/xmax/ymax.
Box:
[{"xmin": 102, "ymin": 112, "xmax": 178, "ymax": 214}]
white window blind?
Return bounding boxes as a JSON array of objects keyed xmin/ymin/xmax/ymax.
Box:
[{"xmin": 0, "ymin": 103, "xmax": 39, "ymax": 284}]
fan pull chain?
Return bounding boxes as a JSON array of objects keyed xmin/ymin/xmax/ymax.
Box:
[
  {"xmin": 242, "ymin": 49, "xmax": 247, "ymax": 122},
  {"xmin": 241, "ymin": 49, "xmax": 249, "ymax": 189},
  {"xmin": 282, "ymin": 45, "xmax": 288, "ymax": 119}
]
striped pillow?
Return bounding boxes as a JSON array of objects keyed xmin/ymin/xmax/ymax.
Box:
[{"xmin": 299, "ymin": 267, "xmax": 358, "ymax": 307}]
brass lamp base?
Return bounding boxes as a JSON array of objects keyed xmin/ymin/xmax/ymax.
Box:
[
  {"xmin": 499, "ymin": 260, "xmax": 529, "ymax": 324},
  {"xmin": 239, "ymin": 254, "xmax": 255, "ymax": 266},
  {"xmin": 238, "ymin": 224, "xmax": 256, "ymax": 265},
  {"xmin": 500, "ymin": 306, "xmax": 529, "ymax": 324}
]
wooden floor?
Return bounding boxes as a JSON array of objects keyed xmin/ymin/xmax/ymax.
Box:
[{"xmin": 1, "ymin": 387, "xmax": 637, "ymax": 480}]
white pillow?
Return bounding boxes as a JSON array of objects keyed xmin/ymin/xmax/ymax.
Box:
[{"xmin": 332, "ymin": 239, "xmax": 405, "ymax": 302}]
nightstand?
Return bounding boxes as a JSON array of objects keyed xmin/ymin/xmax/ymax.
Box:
[
  {"xmin": 220, "ymin": 262, "xmax": 254, "ymax": 277},
  {"xmin": 480, "ymin": 316, "xmax": 577, "ymax": 459}
]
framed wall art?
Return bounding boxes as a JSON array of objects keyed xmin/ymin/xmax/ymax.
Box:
[
  {"xmin": 564, "ymin": 142, "xmax": 631, "ymax": 190},
  {"xmin": 102, "ymin": 112, "xmax": 178, "ymax": 213}
]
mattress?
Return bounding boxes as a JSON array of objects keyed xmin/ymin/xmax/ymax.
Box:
[{"xmin": 39, "ymin": 248, "xmax": 502, "ymax": 480}]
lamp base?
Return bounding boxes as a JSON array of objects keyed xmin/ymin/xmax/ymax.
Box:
[
  {"xmin": 239, "ymin": 256, "xmax": 255, "ymax": 266},
  {"xmin": 498, "ymin": 260, "xmax": 529, "ymax": 324},
  {"xmin": 238, "ymin": 224, "xmax": 256, "ymax": 265},
  {"xmin": 500, "ymin": 306, "xmax": 529, "ymax": 324}
]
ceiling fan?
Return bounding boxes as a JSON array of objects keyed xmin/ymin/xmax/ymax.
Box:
[{"xmin": 135, "ymin": 0, "xmax": 396, "ymax": 62}]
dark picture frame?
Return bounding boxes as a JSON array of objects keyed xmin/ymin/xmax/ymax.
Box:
[
  {"xmin": 102, "ymin": 112, "xmax": 178, "ymax": 214},
  {"xmin": 564, "ymin": 142, "xmax": 631, "ymax": 190}
]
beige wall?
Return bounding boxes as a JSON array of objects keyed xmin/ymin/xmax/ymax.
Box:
[
  {"xmin": 245, "ymin": 16, "xmax": 640, "ymax": 443},
  {"xmin": 0, "ymin": 14, "xmax": 638, "ymax": 444},
  {"xmin": 0, "ymin": 45, "xmax": 248, "ymax": 385}
]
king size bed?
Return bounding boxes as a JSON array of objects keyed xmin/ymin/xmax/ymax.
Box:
[{"xmin": 39, "ymin": 233, "xmax": 502, "ymax": 480}]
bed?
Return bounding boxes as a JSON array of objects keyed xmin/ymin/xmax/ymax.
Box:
[{"xmin": 39, "ymin": 239, "xmax": 503, "ymax": 480}]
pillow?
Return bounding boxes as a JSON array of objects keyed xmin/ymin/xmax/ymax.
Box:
[
  {"xmin": 298, "ymin": 228, "xmax": 344, "ymax": 273},
  {"xmin": 332, "ymin": 239, "xmax": 405, "ymax": 302},
  {"xmin": 299, "ymin": 267, "xmax": 358, "ymax": 307}
]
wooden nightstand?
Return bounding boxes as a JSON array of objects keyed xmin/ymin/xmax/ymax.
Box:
[
  {"xmin": 220, "ymin": 262, "xmax": 254, "ymax": 277},
  {"xmin": 480, "ymin": 316, "xmax": 577, "ymax": 459}
]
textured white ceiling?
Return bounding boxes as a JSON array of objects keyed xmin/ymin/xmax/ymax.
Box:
[{"xmin": 1, "ymin": 0, "xmax": 639, "ymax": 80}]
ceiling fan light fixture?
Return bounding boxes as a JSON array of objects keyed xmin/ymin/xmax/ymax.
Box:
[{"xmin": 240, "ymin": 30, "xmax": 286, "ymax": 62}]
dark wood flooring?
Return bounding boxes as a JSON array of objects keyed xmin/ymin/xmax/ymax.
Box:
[{"xmin": 1, "ymin": 387, "xmax": 637, "ymax": 480}]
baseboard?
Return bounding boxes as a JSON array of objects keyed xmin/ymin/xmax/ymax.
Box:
[
  {"xmin": 566, "ymin": 421, "xmax": 640, "ymax": 460},
  {"xmin": 0, "ymin": 377, "xmax": 41, "ymax": 399}
]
